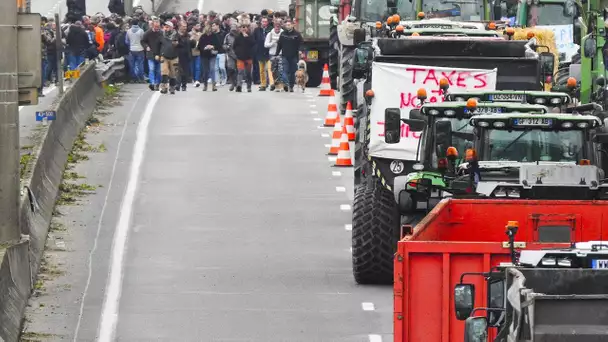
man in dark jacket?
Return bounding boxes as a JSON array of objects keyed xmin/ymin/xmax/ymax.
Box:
[
  {"xmin": 66, "ymin": 21, "xmax": 90, "ymax": 71},
  {"xmin": 142, "ymin": 19, "xmax": 163, "ymax": 90},
  {"xmin": 175, "ymin": 22, "xmax": 193, "ymax": 91},
  {"xmin": 159, "ymin": 21, "xmax": 181, "ymax": 94},
  {"xmin": 253, "ymin": 16, "xmax": 273, "ymax": 91},
  {"xmin": 233, "ymin": 23, "xmax": 256, "ymax": 92},
  {"xmin": 275, "ymin": 19, "xmax": 302, "ymax": 92}
]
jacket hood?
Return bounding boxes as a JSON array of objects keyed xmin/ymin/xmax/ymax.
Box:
[{"xmin": 130, "ymin": 25, "xmax": 140, "ymax": 31}]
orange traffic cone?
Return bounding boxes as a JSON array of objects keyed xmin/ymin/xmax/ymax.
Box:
[
  {"xmin": 318, "ymin": 64, "xmax": 332, "ymax": 96},
  {"xmin": 344, "ymin": 101, "xmax": 355, "ymax": 141},
  {"xmin": 328, "ymin": 117, "xmax": 342, "ymax": 155},
  {"xmin": 335, "ymin": 125, "xmax": 353, "ymax": 167},
  {"xmin": 323, "ymin": 90, "xmax": 339, "ymax": 127}
]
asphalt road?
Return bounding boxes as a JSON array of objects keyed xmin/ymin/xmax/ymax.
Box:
[{"xmin": 21, "ymin": 1, "xmax": 393, "ymax": 341}]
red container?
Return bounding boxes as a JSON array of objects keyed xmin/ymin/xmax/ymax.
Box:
[{"xmin": 393, "ymin": 198, "xmax": 608, "ymax": 342}]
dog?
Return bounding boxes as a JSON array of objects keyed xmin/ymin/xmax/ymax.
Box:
[{"xmin": 295, "ymin": 59, "xmax": 308, "ymax": 92}]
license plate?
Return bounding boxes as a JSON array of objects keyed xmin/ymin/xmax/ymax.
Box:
[
  {"xmin": 466, "ymin": 106, "xmax": 502, "ymax": 114},
  {"xmin": 592, "ymin": 259, "xmax": 608, "ymax": 269},
  {"xmin": 513, "ymin": 118, "xmax": 553, "ymax": 127},
  {"xmin": 413, "ymin": 24, "xmax": 453, "ymax": 29},
  {"xmin": 307, "ymin": 50, "xmax": 319, "ymax": 62},
  {"xmin": 489, "ymin": 94, "xmax": 525, "ymax": 102}
]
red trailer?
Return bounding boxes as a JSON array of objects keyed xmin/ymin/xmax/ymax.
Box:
[{"xmin": 393, "ymin": 198, "xmax": 608, "ymax": 342}]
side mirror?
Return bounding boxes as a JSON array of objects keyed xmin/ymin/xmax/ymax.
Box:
[
  {"xmin": 584, "ymin": 37, "xmax": 596, "ymax": 59},
  {"xmin": 539, "ymin": 52, "xmax": 555, "ymax": 75},
  {"xmin": 353, "ymin": 28, "xmax": 366, "ymax": 46},
  {"xmin": 403, "ymin": 119, "xmax": 426, "ymax": 132},
  {"xmin": 464, "ymin": 316, "xmax": 488, "ymax": 342},
  {"xmin": 454, "ymin": 283, "xmax": 475, "ymax": 320},
  {"xmin": 385, "ymin": 108, "xmax": 402, "ymax": 144},
  {"xmin": 409, "ymin": 109, "xmax": 425, "ymax": 121},
  {"xmin": 435, "ymin": 120, "xmax": 453, "ymax": 155},
  {"xmin": 593, "ymin": 133, "xmax": 608, "ymax": 144}
]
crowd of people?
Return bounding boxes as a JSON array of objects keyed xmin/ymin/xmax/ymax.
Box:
[{"xmin": 40, "ymin": 6, "xmax": 305, "ymax": 96}]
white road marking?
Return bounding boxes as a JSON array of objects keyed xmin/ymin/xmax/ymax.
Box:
[
  {"xmin": 313, "ymin": 118, "xmax": 322, "ymax": 121},
  {"xmin": 328, "ymin": 156, "xmax": 337, "ymax": 162},
  {"xmin": 345, "ymin": 224, "xmax": 352, "ymax": 231},
  {"xmin": 19, "ymin": 85, "xmax": 57, "ymax": 111},
  {"xmin": 321, "ymin": 133, "xmax": 330, "ymax": 138},
  {"xmin": 310, "ymin": 104, "xmax": 316, "ymax": 108},
  {"xmin": 324, "ymin": 144, "xmax": 331, "ymax": 148},
  {"xmin": 308, "ymin": 99, "xmax": 316, "ymax": 102},
  {"xmin": 340, "ymin": 204, "xmax": 351, "ymax": 211},
  {"xmin": 369, "ymin": 335, "xmax": 383, "ymax": 342},
  {"xmin": 310, "ymin": 110, "xmax": 318, "ymax": 114},
  {"xmin": 349, "ymin": 247, "xmax": 352, "ymax": 252},
  {"xmin": 336, "ymin": 186, "xmax": 346, "ymax": 192},
  {"xmin": 97, "ymin": 91, "xmax": 160, "ymax": 342},
  {"xmin": 332, "ymin": 171, "xmax": 342, "ymax": 176},
  {"xmin": 73, "ymin": 90, "xmax": 148, "ymax": 342},
  {"xmin": 362, "ymin": 302, "xmax": 376, "ymax": 311}
]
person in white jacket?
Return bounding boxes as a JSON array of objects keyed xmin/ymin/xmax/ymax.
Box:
[{"xmin": 264, "ymin": 21, "xmax": 283, "ymax": 91}]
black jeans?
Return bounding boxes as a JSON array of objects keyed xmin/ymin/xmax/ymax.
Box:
[{"xmin": 282, "ymin": 56, "xmax": 298, "ymax": 88}]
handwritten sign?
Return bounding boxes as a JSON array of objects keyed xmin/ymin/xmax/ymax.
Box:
[
  {"xmin": 368, "ymin": 62, "xmax": 497, "ymax": 161},
  {"xmin": 536, "ymin": 24, "xmax": 578, "ymax": 61}
]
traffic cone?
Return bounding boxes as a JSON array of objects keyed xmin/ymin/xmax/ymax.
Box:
[
  {"xmin": 323, "ymin": 90, "xmax": 339, "ymax": 127},
  {"xmin": 344, "ymin": 101, "xmax": 355, "ymax": 141},
  {"xmin": 335, "ymin": 125, "xmax": 353, "ymax": 167},
  {"xmin": 328, "ymin": 117, "xmax": 342, "ymax": 155},
  {"xmin": 318, "ymin": 64, "xmax": 332, "ymax": 96}
]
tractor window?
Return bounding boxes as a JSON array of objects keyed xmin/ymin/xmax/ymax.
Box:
[
  {"xmin": 485, "ymin": 129, "xmax": 584, "ymax": 162},
  {"xmin": 421, "ymin": 0, "xmax": 485, "ymax": 21},
  {"xmin": 360, "ymin": 0, "xmax": 415, "ymax": 21},
  {"xmin": 527, "ymin": 3, "xmax": 573, "ymax": 26},
  {"xmin": 431, "ymin": 118, "xmax": 474, "ymax": 166}
]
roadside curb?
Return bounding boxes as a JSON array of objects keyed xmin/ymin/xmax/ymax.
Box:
[{"xmin": 0, "ymin": 62, "xmax": 104, "ymax": 342}]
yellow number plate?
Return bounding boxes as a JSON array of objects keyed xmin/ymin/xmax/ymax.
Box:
[
  {"xmin": 307, "ymin": 50, "xmax": 318, "ymax": 61},
  {"xmin": 65, "ymin": 70, "xmax": 80, "ymax": 79}
]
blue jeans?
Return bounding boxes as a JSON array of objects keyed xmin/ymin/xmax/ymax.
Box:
[
  {"xmin": 282, "ymin": 56, "xmax": 298, "ymax": 88},
  {"xmin": 201, "ymin": 55, "xmax": 217, "ymax": 83},
  {"xmin": 68, "ymin": 53, "xmax": 85, "ymax": 71},
  {"xmin": 147, "ymin": 59, "xmax": 161, "ymax": 85},
  {"xmin": 190, "ymin": 55, "xmax": 201, "ymax": 82},
  {"xmin": 45, "ymin": 54, "xmax": 58, "ymax": 83},
  {"xmin": 215, "ymin": 54, "xmax": 226, "ymax": 83},
  {"xmin": 129, "ymin": 51, "xmax": 145, "ymax": 81}
]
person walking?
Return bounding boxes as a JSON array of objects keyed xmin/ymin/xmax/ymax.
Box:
[
  {"xmin": 189, "ymin": 23, "xmax": 203, "ymax": 87},
  {"xmin": 213, "ymin": 21, "xmax": 228, "ymax": 86},
  {"xmin": 197, "ymin": 22, "xmax": 221, "ymax": 91},
  {"xmin": 223, "ymin": 22, "xmax": 239, "ymax": 91},
  {"xmin": 176, "ymin": 22, "xmax": 193, "ymax": 91},
  {"xmin": 275, "ymin": 19, "xmax": 302, "ymax": 92},
  {"xmin": 125, "ymin": 18, "xmax": 145, "ymax": 82},
  {"xmin": 159, "ymin": 21, "xmax": 180, "ymax": 94},
  {"xmin": 142, "ymin": 19, "xmax": 163, "ymax": 90},
  {"xmin": 253, "ymin": 16, "xmax": 272, "ymax": 91},
  {"xmin": 65, "ymin": 20, "xmax": 90, "ymax": 71},
  {"xmin": 265, "ymin": 20, "xmax": 283, "ymax": 91},
  {"xmin": 233, "ymin": 23, "xmax": 255, "ymax": 92}
]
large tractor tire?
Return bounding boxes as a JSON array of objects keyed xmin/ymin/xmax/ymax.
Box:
[
  {"xmin": 329, "ymin": 23, "xmax": 339, "ymax": 90},
  {"xmin": 340, "ymin": 46, "xmax": 356, "ymax": 114},
  {"xmin": 352, "ymin": 178, "xmax": 401, "ymax": 285},
  {"xmin": 354, "ymin": 99, "xmax": 368, "ymax": 186}
]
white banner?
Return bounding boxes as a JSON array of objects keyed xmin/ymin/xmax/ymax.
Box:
[
  {"xmin": 369, "ymin": 62, "xmax": 498, "ymax": 161},
  {"xmin": 536, "ymin": 24, "xmax": 578, "ymax": 61}
]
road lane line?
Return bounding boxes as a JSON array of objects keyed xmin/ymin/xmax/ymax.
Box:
[
  {"xmin": 324, "ymin": 144, "xmax": 331, "ymax": 148},
  {"xmin": 345, "ymin": 224, "xmax": 352, "ymax": 231},
  {"xmin": 72, "ymin": 90, "xmax": 148, "ymax": 342},
  {"xmin": 336, "ymin": 186, "xmax": 346, "ymax": 192},
  {"xmin": 310, "ymin": 110, "xmax": 318, "ymax": 114},
  {"xmin": 362, "ymin": 302, "xmax": 376, "ymax": 311},
  {"xmin": 369, "ymin": 335, "xmax": 383, "ymax": 342},
  {"xmin": 321, "ymin": 133, "xmax": 329, "ymax": 137},
  {"xmin": 340, "ymin": 204, "xmax": 351, "ymax": 211},
  {"xmin": 332, "ymin": 171, "xmax": 341, "ymax": 176},
  {"xmin": 97, "ymin": 91, "xmax": 160, "ymax": 342},
  {"xmin": 313, "ymin": 118, "xmax": 321, "ymax": 121},
  {"xmin": 328, "ymin": 156, "xmax": 337, "ymax": 162},
  {"xmin": 310, "ymin": 104, "xmax": 316, "ymax": 108}
]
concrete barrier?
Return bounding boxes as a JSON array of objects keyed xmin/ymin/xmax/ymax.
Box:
[{"xmin": 0, "ymin": 62, "xmax": 103, "ymax": 342}]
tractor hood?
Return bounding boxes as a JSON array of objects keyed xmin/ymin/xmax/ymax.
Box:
[{"xmin": 374, "ymin": 37, "xmax": 532, "ymax": 57}]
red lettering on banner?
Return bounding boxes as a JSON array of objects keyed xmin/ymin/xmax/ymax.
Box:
[
  {"xmin": 376, "ymin": 121, "xmax": 421, "ymax": 139},
  {"xmin": 440, "ymin": 70, "xmax": 457, "ymax": 85},
  {"xmin": 423, "ymin": 69, "xmax": 437, "ymax": 85},
  {"xmin": 405, "ymin": 67, "xmax": 426, "ymax": 83},
  {"xmin": 456, "ymin": 72, "xmax": 470, "ymax": 87},
  {"xmin": 473, "ymin": 73, "xmax": 488, "ymax": 88}
]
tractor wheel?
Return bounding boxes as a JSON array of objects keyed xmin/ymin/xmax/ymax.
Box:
[
  {"xmin": 352, "ymin": 178, "xmax": 401, "ymax": 285},
  {"xmin": 354, "ymin": 100, "xmax": 367, "ymax": 186},
  {"xmin": 329, "ymin": 24, "xmax": 339, "ymax": 90},
  {"xmin": 340, "ymin": 46, "xmax": 356, "ymax": 114}
]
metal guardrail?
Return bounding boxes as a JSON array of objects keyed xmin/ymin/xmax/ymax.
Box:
[{"xmin": 95, "ymin": 57, "xmax": 126, "ymax": 83}]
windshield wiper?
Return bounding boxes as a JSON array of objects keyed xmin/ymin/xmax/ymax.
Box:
[{"xmin": 494, "ymin": 130, "xmax": 531, "ymax": 159}]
